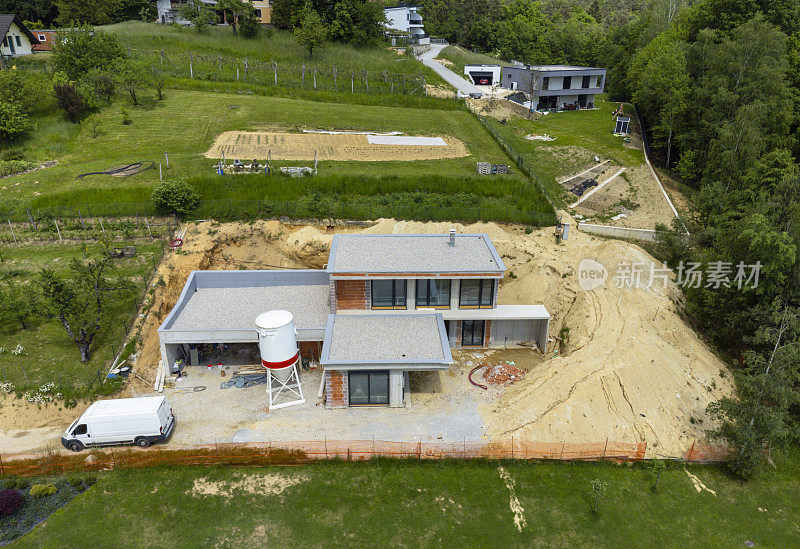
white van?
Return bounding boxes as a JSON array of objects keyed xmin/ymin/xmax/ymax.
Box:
[{"xmin": 61, "ymin": 396, "xmax": 175, "ymax": 452}]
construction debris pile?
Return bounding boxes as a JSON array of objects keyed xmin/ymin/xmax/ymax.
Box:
[{"xmin": 483, "ymin": 361, "xmax": 525, "ymax": 386}]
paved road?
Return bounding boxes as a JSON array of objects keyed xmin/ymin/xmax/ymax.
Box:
[{"xmin": 416, "ymin": 44, "xmax": 482, "ymax": 95}]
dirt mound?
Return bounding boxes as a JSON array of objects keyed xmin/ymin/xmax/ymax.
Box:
[{"xmin": 483, "ymin": 225, "xmax": 732, "ymax": 456}]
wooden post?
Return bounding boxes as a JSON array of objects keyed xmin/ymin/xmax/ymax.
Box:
[
  {"xmin": 602, "ymin": 437, "xmax": 608, "ymax": 460},
  {"xmin": 165, "ymin": 151, "xmax": 169, "ymax": 168},
  {"xmin": 302, "ymin": 64, "xmax": 305, "ymax": 87},
  {"xmin": 159, "ymin": 162, "xmax": 162, "ymax": 181},
  {"xmin": 100, "ymin": 218, "xmax": 106, "ymax": 234},
  {"xmin": 364, "ymin": 69, "xmax": 368, "ymax": 92},
  {"xmin": 244, "ymin": 57, "xmax": 248, "ymax": 79},
  {"xmin": 54, "ymin": 219, "xmax": 62, "ymax": 242},
  {"xmin": 236, "ymin": 66, "xmax": 240, "ymax": 81},
  {"xmin": 7, "ymin": 218, "xmax": 16, "ymax": 243},
  {"xmin": 313, "ymin": 68, "xmax": 317, "ymax": 89},
  {"xmin": 26, "ymin": 209, "xmax": 36, "ymax": 229},
  {"xmin": 273, "ymin": 61, "xmax": 277, "ymax": 85},
  {"xmin": 145, "ymin": 217, "xmax": 153, "ymax": 238},
  {"xmin": 160, "ymin": 49, "xmax": 163, "ymax": 66},
  {"xmin": 333, "ymin": 65, "xmax": 337, "ymax": 89},
  {"xmin": 351, "ymin": 73, "xmax": 354, "ymax": 93},
  {"xmin": 78, "ymin": 210, "xmax": 84, "ymax": 228},
  {"xmin": 189, "ymin": 53, "xmax": 193, "ymax": 78}
]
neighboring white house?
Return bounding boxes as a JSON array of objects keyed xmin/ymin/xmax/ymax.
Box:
[
  {"xmin": 0, "ymin": 14, "xmax": 39, "ymax": 57},
  {"xmin": 501, "ymin": 65, "xmax": 607, "ymax": 111},
  {"xmin": 463, "ymin": 65, "xmax": 502, "ymax": 86},
  {"xmin": 384, "ymin": 5, "xmax": 428, "ymax": 44}
]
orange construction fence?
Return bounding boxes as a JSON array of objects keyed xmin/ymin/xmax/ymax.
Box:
[{"xmin": 0, "ymin": 438, "xmax": 726, "ymax": 478}]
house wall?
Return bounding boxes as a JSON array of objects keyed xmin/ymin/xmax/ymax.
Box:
[
  {"xmin": 334, "ymin": 280, "xmax": 369, "ymax": 309},
  {"xmin": 1, "ymin": 23, "xmax": 33, "ymax": 56},
  {"xmin": 384, "ymin": 7, "xmax": 412, "ymax": 33},
  {"xmin": 324, "ymin": 369, "xmax": 348, "ymax": 408},
  {"xmin": 250, "ymin": 0, "xmax": 272, "ymax": 24}
]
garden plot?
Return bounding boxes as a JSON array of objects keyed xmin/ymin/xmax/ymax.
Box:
[{"xmin": 204, "ymin": 131, "xmax": 469, "ymax": 162}]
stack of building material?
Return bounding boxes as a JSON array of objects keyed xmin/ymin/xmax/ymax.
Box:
[
  {"xmin": 477, "ymin": 162, "xmax": 492, "ymax": 174},
  {"xmin": 483, "ymin": 361, "xmax": 525, "ymax": 385}
]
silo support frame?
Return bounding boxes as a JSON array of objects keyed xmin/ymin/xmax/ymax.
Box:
[{"xmin": 267, "ymin": 363, "xmax": 306, "ymax": 410}]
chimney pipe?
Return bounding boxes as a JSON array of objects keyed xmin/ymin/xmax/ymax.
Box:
[{"xmin": 449, "ymin": 228, "xmax": 456, "ymax": 247}]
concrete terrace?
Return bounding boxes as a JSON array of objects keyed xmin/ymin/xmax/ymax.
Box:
[{"xmin": 326, "ymin": 234, "xmax": 505, "ymax": 275}]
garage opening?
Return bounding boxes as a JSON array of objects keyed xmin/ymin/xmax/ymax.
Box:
[{"xmin": 468, "ymin": 71, "xmax": 494, "ymax": 85}]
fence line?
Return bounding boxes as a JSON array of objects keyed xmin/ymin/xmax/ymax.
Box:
[
  {"xmin": 129, "ymin": 48, "xmax": 428, "ymax": 96},
  {"xmin": 0, "ymin": 438, "xmax": 729, "ymax": 477}
]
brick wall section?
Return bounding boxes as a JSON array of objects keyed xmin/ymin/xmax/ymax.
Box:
[
  {"xmin": 299, "ymin": 341, "xmax": 323, "ymax": 363},
  {"xmin": 325, "ymin": 370, "xmax": 348, "ymax": 408},
  {"xmin": 484, "ymin": 320, "xmax": 492, "ymax": 347},
  {"xmin": 334, "ymin": 280, "xmax": 369, "ymax": 309},
  {"xmin": 329, "ymin": 278, "xmax": 337, "ymax": 312}
]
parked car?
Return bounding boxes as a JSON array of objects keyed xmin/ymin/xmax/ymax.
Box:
[
  {"xmin": 469, "ymin": 92, "xmax": 483, "ymax": 99},
  {"xmin": 478, "ymin": 78, "xmax": 489, "ymax": 85},
  {"xmin": 61, "ymin": 396, "xmax": 175, "ymax": 452}
]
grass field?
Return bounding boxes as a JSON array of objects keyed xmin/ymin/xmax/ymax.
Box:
[
  {"xmin": 436, "ymin": 46, "xmax": 505, "ymax": 79},
  {"xmin": 483, "ymin": 99, "xmax": 644, "ymax": 204},
  {"xmin": 103, "ymin": 21, "xmax": 445, "ymax": 85},
  {"xmin": 3, "ymin": 90, "xmax": 538, "ymax": 214},
  {"xmin": 11, "ymin": 455, "xmax": 800, "ymax": 547},
  {"xmin": 0, "ymin": 234, "xmax": 163, "ymax": 391}
]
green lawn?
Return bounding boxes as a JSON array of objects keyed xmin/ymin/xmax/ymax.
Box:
[
  {"xmin": 103, "ymin": 21, "xmax": 444, "ymax": 85},
  {"xmin": 4, "ymin": 89, "xmax": 527, "ymax": 211},
  {"xmin": 0, "ymin": 234, "xmax": 163, "ymax": 391},
  {"xmin": 436, "ymin": 45, "xmax": 505, "ymax": 79},
  {"xmin": 484, "ymin": 99, "xmax": 644, "ymax": 205},
  {"xmin": 12, "ymin": 455, "xmax": 800, "ymax": 547}
]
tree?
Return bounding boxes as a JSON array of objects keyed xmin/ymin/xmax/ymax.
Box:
[
  {"xmin": 0, "ymin": 0, "xmax": 57, "ymax": 27},
  {"xmin": 151, "ymin": 178, "xmax": 201, "ymax": 218},
  {"xmin": 38, "ymin": 257, "xmax": 134, "ymax": 363},
  {"xmin": 55, "ymin": 0, "xmax": 121, "ymax": 25},
  {"xmin": 327, "ymin": 0, "xmax": 386, "ymax": 47},
  {"xmin": 0, "ymin": 68, "xmax": 47, "ymax": 141},
  {"xmin": 294, "ymin": 10, "xmax": 327, "ymax": 58},
  {"xmin": 178, "ymin": 0, "xmax": 218, "ymax": 32},
  {"xmin": 271, "ymin": 0, "xmax": 307, "ymax": 29},
  {"xmin": 0, "ymin": 282, "xmax": 38, "ymax": 332},
  {"xmin": 707, "ymin": 308, "xmax": 800, "ymax": 479},
  {"xmin": 51, "ymin": 26, "xmax": 125, "ymax": 81},
  {"xmin": 0, "ymin": 102, "xmax": 31, "ymax": 141},
  {"xmin": 114, "ymin": 58, "xmax": 154, "ymax": 106},
  {"xmin": 217, "ymin": 0, "xmax": 259, "ymax": 37}
]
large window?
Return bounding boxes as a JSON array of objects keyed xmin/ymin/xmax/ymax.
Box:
[
  {"xmin": 563, "ymin": 76, "xmax": 571, "ymax": 89},
  {"xmin": 348, "ymin": 371, "xmax": 389, "ymax": 405},
  {"xmin": 459, "ymin": 279, "xmax": 494, "ymax": 308},
  {"xmin": 416, "ymin": 279, "xmax": 451, "ymax": 308},
  {"xmin": 371, "ymin": 280, "xmax": 406, "ymax": 309},
  {"xmin": 542, "ymin": 76, "xmax": 549, "ymax": 90},
  {"xmin": 582, "ymin": 75, "xmax": 590, "ymax": 88},
  {"xmin": 461, "ymin": 320, "xmax": 485, "ymax": 346}
]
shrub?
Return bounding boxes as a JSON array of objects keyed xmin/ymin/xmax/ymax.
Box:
[
  {"xmin": 83, "ymin": 475, "xmax": 97, "ymax": 487},
  {"xmin": 151, "ymin": 179, "xmax": 201, "ymax": 218},
  {"xmin": 0, "ymin": 488, "xmax": 23, "ymax": 515},
  {"xmin": 29, "ymin": 483, "xmax": 57, "ymax": 498},
  {"xmin": 2, "ymin": 477, "xmax": 29, "ymax": 490},
  {"xmin": 54, "ymin": 83, "xmax": 90, "ymax": 123},
  {"xmin": 67, "ymin": 475, "xmax": 83, "ymax": 488}
]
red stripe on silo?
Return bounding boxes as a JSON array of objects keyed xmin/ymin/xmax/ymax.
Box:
[{"xmin": 261, "ymin": 352, "xmax": 300, "ymax": 369}]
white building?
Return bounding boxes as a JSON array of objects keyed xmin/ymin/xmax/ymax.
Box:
[
  {"xmin": 0, "ymin": 14, "xmax": 39, "ymax": 57},
  {"xmin": 384, "ymin": 5, "xmax": 428, "ymax": 44},
  {"xmin": 501, "ymin": 65, "xmax": 607, "ymax": 111}
]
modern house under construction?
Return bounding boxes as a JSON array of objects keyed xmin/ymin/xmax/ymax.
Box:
[{"xmin": 158, "ymin": 232, "xmax": 550, "ymax": 408}]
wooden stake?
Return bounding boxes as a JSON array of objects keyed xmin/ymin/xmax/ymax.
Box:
[
  {"xmin": 7, "ymin": 218, "xmax": 16, "ymax": 243},
  {"xmin": 54, "ymin": 219, "xmax": 62, "ymax": 242}
]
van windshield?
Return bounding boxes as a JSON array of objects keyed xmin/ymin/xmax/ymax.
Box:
[{"xmin": 66, "ymin": 419, "xmax": 78, "ymax": 433}]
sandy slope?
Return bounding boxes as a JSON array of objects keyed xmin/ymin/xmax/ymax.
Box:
[{"xmin": 0, "ymin": 219, "xmax": 732, "ymax": 456}]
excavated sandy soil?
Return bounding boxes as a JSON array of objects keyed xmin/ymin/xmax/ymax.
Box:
[
  {"xmin": 204, "ymin": 131, "xmax": 469, "ymax": 162},
  {"xmin": 1, "ymin": 219, "xmax": 733, "ymax": 456}
]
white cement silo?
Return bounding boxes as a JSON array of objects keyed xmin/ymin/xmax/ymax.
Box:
[{"xmin": 255, "ymin": 310, "xmax": 305, "ymax": 409}]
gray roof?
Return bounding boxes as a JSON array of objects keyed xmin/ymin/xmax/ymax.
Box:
[
  {"xmin": 322, "ymin": 314, "xmax": 452, "ymax": 366},
  {"xmin": 326, "ymin": 234, "xmax": 505, "ymax": 275},
  {"xmin": 0, "ymin": 14, "xmax": 39, "ymax": 43},
  {"xmin": 160, "ymin": 270, "xmax": 331, "ymax": 334}
]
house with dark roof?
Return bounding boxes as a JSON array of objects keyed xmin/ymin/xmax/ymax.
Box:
[
  {"xmin": 0, "ymin": 15, "xmax": 39, "ymax": 56},
  {"xmin": 159, "ymin": 231, "xmax": 550, "ymax": 408}
]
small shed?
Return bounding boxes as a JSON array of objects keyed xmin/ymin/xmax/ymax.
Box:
[{"xmin": 614, "ymin": 116, "xmax": 630, "ymax": 135}]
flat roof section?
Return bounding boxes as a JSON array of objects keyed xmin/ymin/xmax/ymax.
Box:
[
  {"xmin": 159, "ymin": 270, "xmax": 331, "ymax": 336},
  {"xmin": 322, "ymin": 313, "xmax": 452, "ymax": 368},
  {"xmin": 326, "ymin": 234, "xmax": 506, "ymax": 275}
]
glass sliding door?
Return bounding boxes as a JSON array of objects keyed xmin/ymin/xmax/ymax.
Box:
[
  {"xmin": 416, "ymin": 279, "xmax": 451, "ymax": 308},
  {"xmin": 461, "ymin": 320, "xmax": 485, "ymax": 346},
  {"xmin": 348, "ymin": 371, "xmax": 390, "ymax": 405},
  {"xmin": 371, "ymin": 280, "xmax": 407, "ymax": 309}
]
